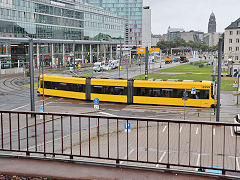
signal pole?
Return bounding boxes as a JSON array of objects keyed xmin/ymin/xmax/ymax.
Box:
[
  {"xmin": 145, "ymin": 47, "xmax": 149, "ymax": 80},
  {"xmin": 216, "ymin": 38, "xmax": 223, "ymax": 122}
]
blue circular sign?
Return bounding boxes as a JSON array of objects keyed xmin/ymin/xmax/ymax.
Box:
[{"xmin": 94, "ymin": 98, "xmax": 99, "ymax": 105}]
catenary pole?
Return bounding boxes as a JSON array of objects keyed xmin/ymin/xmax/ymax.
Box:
[
  {"xmin": 216, "ymin": 38, "xmax": 223, "ymax": 122},
  {"xmin": 29, "ymin": 38, "xmax": 35, "ymax": 113}
]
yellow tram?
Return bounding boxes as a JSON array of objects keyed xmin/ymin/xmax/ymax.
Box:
[{"xmin": 38, "ymin": 74, "xmax": 215, "ymax": 108}]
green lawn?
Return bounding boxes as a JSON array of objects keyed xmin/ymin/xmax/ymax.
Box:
[
  {"xmin": 156, "ymin": 64, "xmax": 214, "ymax": 73},
  {"xmin": 133, "ymin": 73, "xmax": 237, "ymax": 91},
  {"xmin": 134, "ymin": 73, "xmax": 212, "ymax": 81},
  {"xmin": 24, "ymin": 83, "xmax": 38, "ymax": 89}
]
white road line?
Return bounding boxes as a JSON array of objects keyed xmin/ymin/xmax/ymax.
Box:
[
  {"xmin": 162, "ymin": 126, "xmax": 167, "ymax": 133},
  {"xmin": 196, "ymin": 127, "xmax": 199, "ymax": 135},
  {"xmin": 11, "ymin": 104, "xmax": 29, "ymax": 111},
  {"xmin": 159, "ymin": 151, "xmax": 166, "ymax": 163},
  {"xmin": 156, "ymin": 152, "xmax": 166, "ymax": 168},
  {"xmin": 195, "ymin": 154, "xmax": 201, "ymax": 171},
  {"xmin": 180, "ymin": 126, "xmax": 183, "ymax": 133},
  {"xmin": 213, "ymin": 128, "xmax": 216, "ymax": 136},
  {"xmin": 237, "ymin": 157, "xmax": 240, "ymax": 171},
  {"xmin": 99, "ymin": 112, "xmax": 116, "ymax": 116},
  {"xmin": 10, "ymin": 97, "xmax": 53, "ymax": 111},
  {"xmin": 230, "ymin": 126, "xmax": 234, "ymax": 137},
  {"xmin": 120, "ymin": 149, "xmax": 135, "ymax": 164}
]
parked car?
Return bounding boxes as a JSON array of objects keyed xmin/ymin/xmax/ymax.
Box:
[
  {"xmin": 234, "ymin": 114, "xmax": 240, "ymax": 134},
  {"xmin": 93, "ymin": 62, "xmax": 103, "ymax": 72},
  {"xmin": 173, "ymin": 58, "xmax": 180, "ymax": 62},
  {"xmin": 180, "ymin": 56, "xmax": 189, "ymax": 63},
  {"xmin": 102, "ymin": 64, "xmax": 112, "ymax": 71}
]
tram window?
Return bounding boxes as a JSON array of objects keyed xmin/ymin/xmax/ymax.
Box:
[
  {"xmin": 40, "ymin": 81, "xmax": 85, "ymax": 92},
  {"xmin": 92, "ymin": 86, "xmax": 103, "ymax": 94},
  {"xmin": 91, "ymin": 85, "xmax": 127, "ymax": 95},
  {"xmin": 134, "ymin": 87, "xmax": 209, "ymax": 99}
]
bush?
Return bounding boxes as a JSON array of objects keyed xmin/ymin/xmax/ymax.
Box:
[
  {"xmin": 26, "ymin": 70, "xmax": 30, "ymax": 77},
  {"xmin": 199, "ymin": 64, "xmax": 204, "ymax": 68}
]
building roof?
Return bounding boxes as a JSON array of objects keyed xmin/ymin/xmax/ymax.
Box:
[
  {"xmin": 210, "ymin": 12, "xmax": 215, "ymax": 17},
  {"xmin": 225, "ymin": 18, "xmax": 240, "ymax": 30},
  {"xmin": 168, "ymin": 28, "xmax": 184, "ymax": 33}
]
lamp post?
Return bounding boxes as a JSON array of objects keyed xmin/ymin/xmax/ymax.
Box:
[{"xmin": 119, "ymin": 40, "xmax": 122, "ymax": 78}]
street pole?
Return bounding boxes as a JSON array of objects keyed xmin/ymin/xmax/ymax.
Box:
[
  {"xmin": 119, "ymin": 42, "xmax": 122, "ymax": 78},
  {"xmin": 160, "ymin": 49, "xmax": 162, "ymax": 68},
  {"xmin": 42, "ymin": 54, "xmax": 45, "ymax": 111},
  {"xmin": 73, "ymin": 42, "xmax": 76, "ymax": 72},
  {"xmin": 145, "ymin": 47, "xmax": 149, "ymax": 80},
  {"xmin": 29, "ymin": 38, "xmax": 35, "ymax": 113},
  {"xmin": 237, "ymin": 68, "xmax": 240, "ymax": 104},
  {"xmin": 127, "ymin": 58, "xmax": 128, "ymax": 80},
  {"xmin": 216, "ymin": 38, "xmax": 223, "ymax": 122}
]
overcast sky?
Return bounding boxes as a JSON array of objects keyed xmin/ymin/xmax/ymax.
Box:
[{"xmin": 143, "ymin": 0, "xmax": 240, "ymax": 35}]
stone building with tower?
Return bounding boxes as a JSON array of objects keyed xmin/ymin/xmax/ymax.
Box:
[
  {"xmin": 203, "ymin": 12, "xmax": 220, "ymax": 46},
  {"xmin": 208, "ymin": 12, "xmax": 216, "ymax": 33}
]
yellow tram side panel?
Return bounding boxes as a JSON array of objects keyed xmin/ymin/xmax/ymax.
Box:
[
  {"xmin": 39, "ymin": 74, "xmax": 86, "ymax": 84},
  {"xmin": 133, "ymin": 80, "xmax": 213, "ymax": 107},
  {"xmin": 90, "ymin": 79, "xmax": 128, "ymax": 103},
  {"xmin": 38, "ymin": 75, "xmax": 86, "ymax": 100}
]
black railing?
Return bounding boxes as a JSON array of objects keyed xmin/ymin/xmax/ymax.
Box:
[{"xmin": 0, "ymin": 110, "xmax": 239, "ymax": 176}]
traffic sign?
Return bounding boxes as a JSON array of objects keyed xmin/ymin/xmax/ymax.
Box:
[
  {"xmin": 150, "ymin": 48, "xmax": 160, "ymax": 54},
  {"xmin": 40, "ymin": 107, "xmax": 44, "ymax": 119},
  {"xmin": 137, "ymin": 48, "xmax": 146, "ymax": 54},
  {"xmin": 191, "ymin": 87, "xmax": 196, "ymax": 95},
  {"xmin": 40, "ymin": 107, "xmax": 44, "ymax": 112},
  {"xmin": 94, "ymin": 98, "xmax": 99, "ymax": 105},
  {"xmin": 91, "ymin": 72, "xmax": 95, "ymax": 77},
  {"xmin": 94, "ymin": 105, "xmax": 99, "ymax": 110},
  {"xmin": 124, "ymin": 122, "xmax": 131, "ymax": 132}
]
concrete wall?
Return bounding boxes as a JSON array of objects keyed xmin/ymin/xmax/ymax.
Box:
[{"xmin": 0, "ymin": 68, "xmax": 24, "ymax": 75}]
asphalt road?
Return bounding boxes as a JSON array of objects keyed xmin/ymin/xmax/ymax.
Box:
[{"xmin": 1, "ymin": 58, "xmax": 240, "ymax": 176}]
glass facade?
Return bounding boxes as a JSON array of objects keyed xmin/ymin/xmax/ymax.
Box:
[
  {"xmin": 0, "ymin": 0, "xmax": 125, "ymax": 66},
  {"xmin": 84, "ymin": 0, "xmax": 143, "ymax": 46},
  {"xmin": 0, "ymin": 0, "xmax": 125, "ymax": 41}
]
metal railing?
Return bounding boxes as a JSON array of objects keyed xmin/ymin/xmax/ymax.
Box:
[{"xmin": 0, "ymin": 110, "xmax": 239, "ymax": 176}]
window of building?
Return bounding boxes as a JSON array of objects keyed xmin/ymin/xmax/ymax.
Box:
[
  {"xmin": 230, "ymin": 31, "xmax": 233, "ymax": 35},
  {"xmin": 237, "ymin": 31, "xmax": 240, "ymax": 35},
  {"xmin": 235, "ymin": 56, "xmax": 239, "ymax": 60},
  {"xmin": 236, "ymin": 47, "xmax": 239, "ymax": 51},
  {"xmin": 229, "ymin": 39, "xmax": 233, "ymax": 43},
  {"xmin": 229, "ymin": 47, "xmax": 232, "ymax": 51},
  {"xmin": 237, "ymin": 39, "xmax": 240, "ymax": 43}
]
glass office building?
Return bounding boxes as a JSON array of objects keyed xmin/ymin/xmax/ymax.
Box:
[
  {"xmin": 0, "ymin": 0, "xmax": 125, "ymax": 66},
  {"xmin": 83, "ymin": 0, "xmax": 143, "ymax": 46}
]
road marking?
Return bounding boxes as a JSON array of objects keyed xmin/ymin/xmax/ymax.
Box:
[
  {"xmin": 213, "ymin": 128, "xmax": 215, "ymax": 136},
  {"xmin": 230, "ymin": 126, "xmax": 234, "ymax": 137},
  {"xmin": 237, "ymin": 157, "xmax": 240, "ymax": 171},
  {"xmin": 156, "ymin": 152, "xmax": 166, "ymax": 168},
  {"xmin": 180, "ymin": 126, "xmax": 183, "ymax": 133},
  {"xmin": 195, "ymin": 127, "xmax": 199, "ymax": 135},
  {"xmin": 120, "ymin": 149, "xmax": 135, "ymax": 164},
  {"xmin": 10, "ymin": 97, "xmax": 53, "ymax": 111},
  {"xmin": 11, "ymin": 104, "xmax": 29, "ymax": 111},
  {"xmin": 99, "ymin": 112, "xmax": 116, "ymax": 116},
  {"xmin": 195, "ymin": 154, "xmax": 201, "ymax": 171},
  {"xmin": 162, "ymin": 126, "xmax": 167, "ymax": 133}
]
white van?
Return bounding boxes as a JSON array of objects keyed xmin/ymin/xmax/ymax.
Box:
[
  {"xmin": 111, "ymin": 60, "xmax": 119, "ymax": 69},
  {"xmin": 93, "ymin": 62, "xmax": 103, "ymax": 72}
]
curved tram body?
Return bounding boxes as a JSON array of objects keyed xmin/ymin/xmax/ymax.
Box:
[{"xmin": 38, "ymin": 75, "xmax": 215, "ymax": 108}]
